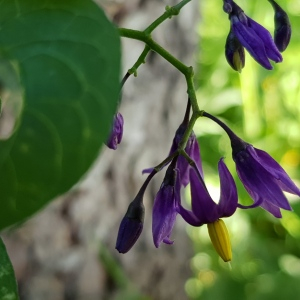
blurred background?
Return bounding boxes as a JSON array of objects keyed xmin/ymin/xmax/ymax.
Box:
[{"xmin": 2, "ymin": 0, "xmax": 300, "ymax": 299}]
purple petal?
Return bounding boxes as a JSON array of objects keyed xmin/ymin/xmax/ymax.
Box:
[
  {"xmin": 177, "ymin": 205, "xmax": 202, "ymax": 226},
  {"xmin": 176, "ymin": 155, "xmax": 190, "ymax": 187},
  {"xmin": 231, "ymin": 15, "xmax": 273, "ymax": 70},
  {"xmin": 234, "ymin": 147, "xmax": 292, "ymax": 211},
  {"xmin": 106, "ymin": 113, "xmax": 124, "ymax": 150},
  {"xmin": 248, "ymin": 17, "xmax": 282, "ymax": 62},
  {"xmin": 260, "ymin": 200, "xmax": 282, "ymax": 218},
  {"xmin": 152, "ymin": 185, "xmax": 177, "ymax": 248},
  {"xmin": 217, "ymin": 158, "xmax": 238, "ymax": 218},
  {"xmin": 189, "ymin": 133, "xmax": 203, "ymax": 178},
  {"xmin": 189, "ymin": 167, "xmax": 219, "ymax": 223},
  {"xmin": 253, "ymin": 147, "xmax": 300, "ymax": 197}
]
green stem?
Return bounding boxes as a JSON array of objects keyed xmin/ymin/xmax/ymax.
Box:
[
  {"xmin": 128, "ymin": 45, "xmax": 151, "ymax": 77},
  {"xmin": 118, "ymin": 28, "xmax": 189, "ymax": 74},
  {"xmin": 144, "ymin": 0, "xmax": 192, "ymax": 34},
  {"xmin": 119, "ymin": 0, "xmax": 201, "ymax": 153}
]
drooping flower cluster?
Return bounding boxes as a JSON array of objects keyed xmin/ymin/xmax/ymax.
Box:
[
  {"xmin": 224, "ymin": 0, "xmax": 291, "ymax": 71},
  {"xmin": 113, "ymin": 0, "xmax": 297, "ymax": 264},
  {"xmin": 115, "ymin": 111, "xmax": 300, "ymax": 262}
]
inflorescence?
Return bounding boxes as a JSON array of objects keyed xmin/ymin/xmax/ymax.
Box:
[
  {"xmin": 105, "ymin": 0, "xmax": 297, "ymax": 263},
  {"xmin": 224, "ymin": 0, "xmax": 291, "ymax": 72}
]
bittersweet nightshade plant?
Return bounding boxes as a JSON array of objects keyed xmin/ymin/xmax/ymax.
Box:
[
  {"xmin": 113, "ymin": 0, "xmax": 296, "ymax": 267},
  {"xmin": 106, "ymin": 112, "xmax": 124, "ymax": 150}
]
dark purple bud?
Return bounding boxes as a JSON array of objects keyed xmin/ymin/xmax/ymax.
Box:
[
  {"xmin": 106, "ymin": 112, "xmax": 124, "ymax": 150},
  {"xmin": 225, "ymin": 27, "xmax": 245, "ymax": 72},
  {"xmin": 115, "ymin": 197, "xmax": 144, "ymax": 253},
  {"xmin": 223, "ymin": 0, "xmax": 233, "ymax": 14},
  {"xmin": 268, "ymin": 0, "xmax": 291, "ymax": 52}
]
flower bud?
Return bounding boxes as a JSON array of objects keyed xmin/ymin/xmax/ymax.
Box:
[
  {"xmin": 207, "ymin": 219, "xmax": 232, "ymax": 262},
  {"xmin": 115, "ymin": 197, "xmax": 144, "ymax": 253},
  {"xmin": 106, "ymin": 112, "xmax": 124, "ymax": 150},
  {"xmin": 225, "ymin": 28, "xmax": 245, "ymax": 72},
  {"xmin": 268, "ymin": 0, "xmax": 291, "ymax": 52}
]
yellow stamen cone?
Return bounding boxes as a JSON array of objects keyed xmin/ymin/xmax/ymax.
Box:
[{"xmin": 207, "ymin": 219, "xmax": 232, "ymax": 262}]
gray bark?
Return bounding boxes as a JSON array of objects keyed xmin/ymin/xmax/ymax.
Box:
[{"xmin": 2, "ymin": 1, "xmax": 199, "ymax": 299}]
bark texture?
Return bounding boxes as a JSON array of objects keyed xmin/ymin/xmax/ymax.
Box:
[{"xmin": 2, "ymin": 0, "xmax": 199, "ymax": 299}]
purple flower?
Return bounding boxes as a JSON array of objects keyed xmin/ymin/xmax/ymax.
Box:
[
  {"xmin": 177, "ymin": 159, "xmax": 238, "ymax": 226},
  {"xmin": 116, "ymin": 196, "xmax": 144, "ymax": 253},
  {"xmin": 234, "ymin": 144, "xmax": 300, "ymax": 218},
  {"xmin": 143, "ymin": 125, "xmax": 202, "ymax": 187},
  {"xmin": 106, "ymin": 112, "xmax": 124, "ymax": 150},
  {"xmin": 268, "ymin": 0, "xmax": 291, "ymax": 52},
  {"xmin": 152, "ymin": 166, "xmax": 180, "ymax": 247},
  {"xmin": 202, "ymin": 111, "xmax": 300, "ymax": 218},
  {"xmin": 230, "ymin": 2, "xmax": 282, "ymax": 69}
]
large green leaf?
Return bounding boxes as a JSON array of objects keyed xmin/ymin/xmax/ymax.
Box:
[
  {"xmin": 0, "ymin": 237, "xmax": 19, "ymax": 299},
  {"xmin": 0, "ymin": 0, "xmax": 121, "ymax": 229}
]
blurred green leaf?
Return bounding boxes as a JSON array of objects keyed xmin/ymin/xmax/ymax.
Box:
[
  {"xmin": 0, "ymin": 0, "xmax": 121, "ymax": 229},
  {"xmin": 0, "ymin": 237, "xmax": 19, "ymax": 300}
]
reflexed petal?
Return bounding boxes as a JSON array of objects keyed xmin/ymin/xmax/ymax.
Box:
[
  {"xmin": 189, "ymin": 167, "xmax": 219, "ymax": 223},
  {"xmin": 248, "ymin": 17, "xmax": 282, "ymax": 62},
  {"xmin": 177, "ymin": 205, "xmax": 202, "ymax": 226},
  {"xmin": 231, "ymin": 15, "xmax": 273, "ymax": 70},
  {"xmin": 253, "ymin": 147, "xmax": 300, "ymax": 196},
  {"xmin": 176, "ymin": 155, "xmax": 190, "ymax": 187},
  {"xmin": 235, "ymin": 148, "xmax": 292, "ymax": 211},
  {"xmin": 189, "ymin": 133, "xmax": 203, "ymax": 178},
  {"xmin": 217, "ymin": 159, "xmax": 238, "ymax": 218},
  {"xmin": 152, "ymin": 185, "xmax": 177, "ymax": 248},
  {"xmin": 260, "ymin": 200, "xmax": 282, "ymax": 218}
]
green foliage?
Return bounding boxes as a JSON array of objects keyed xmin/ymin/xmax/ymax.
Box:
[
  {"xmin": 0, "ymin": 0, "xmax": 121, "ymax": 230},
  {"xmin": 187, "ymin": 0, "xmax": 300, "ymax": 299},
  {"xmin": 0, "ymin": 237, "xmax": 18, "ymax": 300}
]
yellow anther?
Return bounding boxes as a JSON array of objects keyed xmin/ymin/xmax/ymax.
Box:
[
  {"xmin": 233, "ymin": 51, "xmax": 243, "ymax": 73},
  {"xmin": 207, "ymin": 219, "xmax": 232, "ymax": 262}
]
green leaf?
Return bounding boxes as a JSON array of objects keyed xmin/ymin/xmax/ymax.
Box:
[
  {"xmin": 0, "ymin": 0, "xmax": 121, "ymax": 229},
  {"xmin": 0, "ymin": 237, "xmax": 19, "ymax": 300}
]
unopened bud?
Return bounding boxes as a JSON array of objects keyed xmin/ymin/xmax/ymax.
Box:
[
  {"xmin": 115, "ymin": 197, "xmax": 144, "ymax": 253},
  {"xmin": 225, "ymin": 28, "xmax": 245, "ymax": 72},
  {"xmin": 268, "ymin": 0, "xmax": 291, "ymax": 52},
  {"xmin": 106, "ymin": 112, "xmax": 124, "ymax": 150},
  {"xmin": 207, "ymin": 219, "xmax": 232, "ymax": 262}
]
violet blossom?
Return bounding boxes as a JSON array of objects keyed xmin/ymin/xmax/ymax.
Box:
[
  {"xmin": 229, "ymin": 1, "xmax": 282, "ymax": 70},
  {"xmin": 177, "ymin": 159, "xmax": 238, "ymax": 226},
  {"xmin": 152, "ymin": 164, "xmax": 180, "ymax": 247}
]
